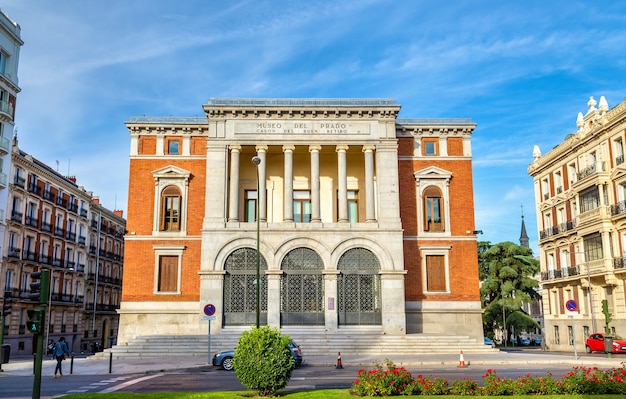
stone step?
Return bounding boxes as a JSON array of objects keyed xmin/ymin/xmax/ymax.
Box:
[{"xmin": 96, "ymin": 331, "xmax": 493, "ymax": 360}]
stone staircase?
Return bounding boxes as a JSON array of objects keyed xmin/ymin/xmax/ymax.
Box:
[{"xmin": 96, "ymin": 327, "xmax": 495, "ymax": 360}]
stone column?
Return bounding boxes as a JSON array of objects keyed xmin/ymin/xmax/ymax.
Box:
[
  {"xmin": 336, "ymin": 145, "xmax": 349, "ymax": 222},
  {"xmin": 256, "ymin": 145, "xmax": 268, "ymax": 222},
  {"xmin": 363, "ymin": 145, "xmax": 376, "ymax": 222},
  {"xmin": 266, "ymin": 271, "xmax": 282, "ymax": 328},
  {"xmin": 228, "ymin": 145, "xmax": 241, "ymax": 222},
  {"xmin": 309, "ymin": 145, "xmax": 322, "ymax": 222},
  {"xmin": 283, "ymin": 145, "xmax": 295, "ymax": 222}
]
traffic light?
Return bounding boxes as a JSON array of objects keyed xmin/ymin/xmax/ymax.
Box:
[
  {"xmin": 26, "ymin": 308, "xmax": 43, "ymax": 334},
  {"xmin": 29, "ymin": 270, "xmax": 50, "ymax": 304},
  {"xmin": 2, "ymin": 298, "xmax": 10, "ymax": 317}
]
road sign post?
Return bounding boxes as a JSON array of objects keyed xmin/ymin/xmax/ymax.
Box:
[
  {"xmin": 565, "ymin": 300, "xmax": 579, "ymax": 359},
  {"xmin": 203, "ymin": 304, "xmax": 217, "ymax": 364}
]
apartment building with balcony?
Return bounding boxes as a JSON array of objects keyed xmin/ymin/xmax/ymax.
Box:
[
  {"xmin": 528, "ymin": 95, "xmax": 626, "ymax": 352},
  {"xmin": 119, "ymin": 98, "xmax": 484, "ymax": 346},
  {"xmin": 1, "ymin": 138, "xmax": 125, "ymax": 355}
]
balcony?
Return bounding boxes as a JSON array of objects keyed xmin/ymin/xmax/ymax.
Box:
[
  {"xmin": 0, "ymin": 99, "xmax": 13, "ymax": 118},
  {"xmin": 39, "ymin": 254, "xmax": 51, "ymax": 264},
  {"xmin": 0, "ymin": 135, "xmax": 10, "ymax": 154},
  {"xmin": 68, "ymin": 202, "xmax": 78, "ymax": 213},
  {"xmin": 24, "ymin": 250, "xmax": 37, "ymax": 262},
  {"xmin": 556, "ymin": 186, "xmax": 563, "ymax": 194},
  {"xmin": 0, "ymin": 172, "xmax": 6, "ymax": 188},
  {"xmin": 10, "ymin": 210, "xmax": 22, "ymax": 223},
  {"xmin": 614, "ymin": 256, "xmax": 626, "ymax": 271},
  {"xmin": 54, "ymin": 227, "xmax": 65, "ymax": 237},
  {"xmin": 7, "ymin": 247, "xmax": 20, "ymax": 259},
  {"xmin": 28, "ymin": 183, "xmax": 41, "ymax": 196},
  {"xmin": 617, "ymin": 154, "xmax": 624, "ymax": 166},
  {"xmin": 80, "ymin": 208, "xmax": 88, "ymax": 218},
  {"xmin": 13, "ymin": 175, "xmax": 25, "ymax": 189},
  {"xmin": 91, "ymin": 220, "xmax": 98, "ymax": 228},
  {"xmin": 43, "ymin": 190, "xmax": 56, "ymax": 203},
  {"xmin": 25, "ymin": 215, "xmax": 39, "ymax": 228},
  {"xmin": 611, "ymin": 200, "xmax": 626, "ymax": 217},
  {"xmin": 56, "ymin": 197, "xmax": 67, "ymax": 208},
  {"xmin": 66, "ymin": 260, "xmax": 76, "ymax": 270},
  {"xmin": 78, "ymin": 236, "xmax": 86, "ymax": 245},
  {"xmin": 66, "ymin": 231, "xmax": 76, "ymax": 241},
  {"xmin": 540, "ymin": 266, "xmax": 580, "ymax": 281},
  {"xmin": 52, "ymin": 258, "xmax": 64, "ymax": 268},
  {"xmin": 89, "ymin": 245, "xmax": 97, "ymax": 255},
  {"xmin": 41, "ymin": 221, "xmax": 53, "ymax": 232}
]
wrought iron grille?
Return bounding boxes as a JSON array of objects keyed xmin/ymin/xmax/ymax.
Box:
[
  {"xmin": 280, "ymin": 248, "xmax": 324, "ymax": 325},
  {"xmin": 223, "ymin": 247, "xmax": 268, "ymax": 326},
  {"xmin": 338, "ymin": 248, "xmax": 381, "ymax": 325}
]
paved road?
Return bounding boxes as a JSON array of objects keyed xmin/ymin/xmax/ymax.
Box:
[{"xmin": 1, "ymin": 349, "xmax": 624, "ymax": 398}]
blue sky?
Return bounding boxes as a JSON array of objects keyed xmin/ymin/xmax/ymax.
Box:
[{"xmin": 2, "ymin": 1, "xmax": 626, "ymax": 253}]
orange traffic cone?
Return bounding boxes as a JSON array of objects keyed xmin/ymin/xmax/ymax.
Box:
[
  {"xmin": 336, "ymin": 352, "xmax": 343, "ymax": 369},
  {"xmin": 457, "ymin": 350, "xmax": 467, "ymax": 368}
]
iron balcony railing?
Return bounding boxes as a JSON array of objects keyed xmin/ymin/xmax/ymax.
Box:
[
  {"xmin": 611, "ymin": 200, "xmax": 626, "ymax": 216},
  {"xmin": 541, "ymin": 266, "xmax": 580, "ymax": 281}
]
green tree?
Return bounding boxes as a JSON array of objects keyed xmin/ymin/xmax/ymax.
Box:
[{"xmin": 479, "ymin": 241, "xmax": 541, "ymax": 344}]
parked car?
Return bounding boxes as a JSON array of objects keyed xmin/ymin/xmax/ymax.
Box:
[
  {"xmin": 585, "ymin": 333, "xmax": 626, "ymax": 354},
  {"xmin": 212, "ymin": 340, "xmax": 303, "ymax": 370},
  {"xmin": 533, "ymin": 337, "xmax": 542, "ymax": 346},
  {"xmin": 520, "ymin": 337, "xmax": 531, "ymax": 346},
  {"xmin": 484, "ymin": 337, "xmax": 495, "ymax": 348}
]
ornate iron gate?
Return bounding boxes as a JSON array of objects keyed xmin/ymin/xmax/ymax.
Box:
[
  {"xmin": 280, "ymin": 247, "xmax": 324, "ymax": 325},
  {"xmin": 338, "ymin": 248, "xmax": 381, "ymax": 325},
  {"xmin": 223, "ymin": 248, "xmax": 268, "ymax": 326}
]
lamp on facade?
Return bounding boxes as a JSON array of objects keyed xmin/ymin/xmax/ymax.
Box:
[{"xmin": 252, "ymin": 156, "xmax": 262, "ymax": 329}]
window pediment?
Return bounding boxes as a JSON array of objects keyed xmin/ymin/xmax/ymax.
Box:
[
  {"xmin": 152, "ymin": 165, "xmax": 191, "ymax": 181},
  {"xmin": 413, "ymin": 166, "xmax": 452, "ymax": 182}
]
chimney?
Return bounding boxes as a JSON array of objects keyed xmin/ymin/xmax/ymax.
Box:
[
  {"xmin": 67, "ymin": 176, "xmax": 76, "ymax": 183},
  {"xmin": 114, "ymin": 210, "xmax": 124, "ymax": 218},
  {"xmin": 93, "ymin": 197, "xmax": 100, "ymax": 204}
]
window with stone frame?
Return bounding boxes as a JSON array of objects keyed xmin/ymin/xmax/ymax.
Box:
[
  {"xmin": 579, "ymin": 185, "xmax": 600, "ymax": 213},
  {"xmin": 157, "ymin": 255, "xmax": 179, "ymax": 292},
  {"xmin": 159, "ymin": 186, "xmax": 181, "ymax": 231},
  {"xmin": 583, "ymin": 232, "xmax": 603, "ymax": 261},
  {"xmin": 423, "ymin": 186, "xmax": 444, "ymax": 232},
  {"xmin": 422, "ymin": 139, "xmax": 438, "ymax": 156},
  {"xmin": 426, "ymin": 254, "xmax": 446, "ymax": 292}
]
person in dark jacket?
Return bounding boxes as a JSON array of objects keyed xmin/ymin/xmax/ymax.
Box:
[{"xmin": 53, "ymin": 336, "xmax": 71, "ymax": 378}]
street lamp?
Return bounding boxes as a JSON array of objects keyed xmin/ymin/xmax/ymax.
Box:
[{"xmin": 252, "ymin": 156, "xmax": 261, "ymax": 328}]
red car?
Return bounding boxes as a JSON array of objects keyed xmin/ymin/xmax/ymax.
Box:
[{"xmin": 585, "ymin": 333, "xmax": 626, "ymax": 354}]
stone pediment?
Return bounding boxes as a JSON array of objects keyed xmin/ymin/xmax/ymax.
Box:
[
  {"xmin": 413, "ymin": 166, "xmax": 452, "ymax": 181},
  {"xmin": 610, "ymin": 163, "xmax": 626, "ymax": 182},
  {"xmin": 152, "ymin": 165, "xmax": 191, "ymax": 181}
]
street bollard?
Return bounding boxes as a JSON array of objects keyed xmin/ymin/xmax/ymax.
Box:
[
  {"xmin": 109, "ymin": 352, "xmax": 112, "ymax": 374},
  {"xmin": 70, "ymin": 353, "xmax": 74, "ymax": 374}
]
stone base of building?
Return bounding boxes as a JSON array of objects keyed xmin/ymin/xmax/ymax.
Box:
[{"xmin": 405, "ymin": 301, "xmax": 484, "ymax": 340}]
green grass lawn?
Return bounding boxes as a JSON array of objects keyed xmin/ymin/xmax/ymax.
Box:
[{"xmin": 61, "ymin": 391, "xmax": 626, "ymax": 399}]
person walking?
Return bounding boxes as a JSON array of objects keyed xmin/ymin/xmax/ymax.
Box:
[{"xmin": 53, "ymin": 336, "xmax": 71, "ymax": 378}]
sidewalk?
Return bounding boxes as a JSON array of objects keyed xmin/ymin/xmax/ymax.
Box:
[{"xmin": 1, "ymin": 350, "xmax": 624, "ymax": 377}]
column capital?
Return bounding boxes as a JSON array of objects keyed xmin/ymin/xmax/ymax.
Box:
[
  {"xmin": 229, "ymin": 144, "xmax": 242, "ymax": 152},
  {"xmin": 255, "ymin": 145, "xmax": 268, "ymax": 153},
  {"xmin": 282, "ymin": 145, "xmax": 295, "ymax": 152},
  {"xmin": 362, "ymin": 144, "xmax": 376, "ymax": 152},
  {"xmin": 309, "ymin": 145, "xmax": 322, "ymax": 152},
  {"xmin": 335, "ymin": 145, "xmax": 349, "ymax": 152}
]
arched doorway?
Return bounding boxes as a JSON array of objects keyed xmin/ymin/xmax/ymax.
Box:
[
  {"xmin": 281, "ymin": 248, "xmax": 324, "ymax": 325},
  {"xmin": 223, "ymin": 247, "xmax": 268, "ymax": 326},
  {"xmin": 337, "ymin": 248, "xmax": 381, "ymax": 325}
]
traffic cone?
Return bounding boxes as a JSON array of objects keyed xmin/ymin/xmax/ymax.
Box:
[
  {"xmin": 336, "ymin": 352, "xmax": 343, "ymax": 369},
  {"xmin": 457, "ymin": 350, "xmax": 467, "ymax": 368}
]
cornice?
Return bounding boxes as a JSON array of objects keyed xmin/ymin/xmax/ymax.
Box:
[
  {"xmin": 203, "ymin": 98, "xmax": 401, "ymax": 120},
  {"xmin": 528, "ymin": 99, "xmax": 626, "ymax": 176}
]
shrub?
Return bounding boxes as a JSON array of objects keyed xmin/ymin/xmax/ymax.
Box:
[
  {"xmin": 350, "ymin": 360, "xmax": 415, "ymax": 396},
  {"xmin": 448, "ymin": 378, "xmax": 478, "ymax": 396},
  {"xmin": 231, "ymin": 326, "xmax": 294, "ymax": 396}
]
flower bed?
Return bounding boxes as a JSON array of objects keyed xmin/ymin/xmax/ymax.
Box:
[{"xmin": 350, "ymin": 360, "xmax": 626, "ymax": 396}]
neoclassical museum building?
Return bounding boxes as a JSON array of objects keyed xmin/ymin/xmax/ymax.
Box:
[{"xmin": 118, "ymin": 98, "xmax": 483, "ymax": 346}]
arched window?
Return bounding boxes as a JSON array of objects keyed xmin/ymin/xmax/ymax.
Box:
[
  {"xmin": 160, "ymin": 186, "xmax": 181, "ymax": 231},
  {"xmin": 281, "ymin": 248, "xmax": 324, "ymax": 325},
  {"xmin": 337, "ymin": 248, "xmax": 381, "ymax": 325},
  {"xmin": 423, "ymin": 186, "xmax": 444, "ymax": 232}
]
